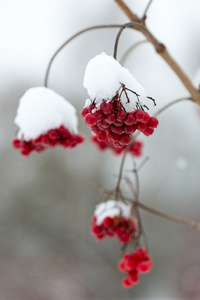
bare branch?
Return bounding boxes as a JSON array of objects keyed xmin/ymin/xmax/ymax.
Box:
[
  {"xmin": 44, "ymin": 24, "xmax": 123, "ymax": 87},
  {"xmin": 135, "ymin": 201, "xmax": 200, "ymax": 230}
]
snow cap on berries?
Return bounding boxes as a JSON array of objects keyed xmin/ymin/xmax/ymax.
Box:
[
  {"xmin": 83, "ymin": 52, "xmax": 147, "ymax": 112},
  {"xmin": 15, "ymin": 87, "xmax": 79, "ymax": 141},
  {"xmin": 94, "ymin": 200, "xmax": 131, "ymax": 225}
]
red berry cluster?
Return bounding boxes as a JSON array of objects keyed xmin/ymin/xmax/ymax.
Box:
[
  {"xmin": 81, "ymin": 100, "xmax": 158, "ymax": 148},
  {"xmin": 91, "ymin": 215, "xmax": 137, "ymax": 243},
  {"xmin": 91, "ymin": 135, "xmax": 143, "ymax": 157},
  {"xmin": 118, "ymin": 248, "xmax": 153, "ymax": 288},
  {"xmin": 12, "ymin": 125, "xmax": 84, "ymax": 156}
]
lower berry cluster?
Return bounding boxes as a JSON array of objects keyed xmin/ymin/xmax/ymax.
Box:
[
  {"xmin": 91, "ymin": 215, "xmax": 137, "ymax": 243},
  {"xmin": 82, "ymin": 99, "xmax": 159, "ymax": 149},
  {"xmin": 91, "ymin": 135, "xmax": 143, "ymax": 156},
  {"xmin": 118, "ymin": 248, "xmax": 153, "ymax": 288},
  {"xmin": 12, "ymin": 125, "xmax": 84, "ymax": 156}
]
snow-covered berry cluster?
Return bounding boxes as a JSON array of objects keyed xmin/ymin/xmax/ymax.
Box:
[
  {"xmin": 118, "ymin": 248, "xmax": 153, "ymax": 288},
  {"xmin": 91, "ymin": 134, "xmax": 143, "ymax": 157},
  {"xmin": 12, "ymin": 87, "xmax": 84, "ymax": 155},
  {"xmin": 90, "ymin": 200, "xmax": 137, "ymax": 243},
  {"xmin": 13, "ymin": 125, "xmax": 84, "ymax": 156},
  {"xmin": 83, "ymin": 53, "xmax": 159, "ymax": 149}
]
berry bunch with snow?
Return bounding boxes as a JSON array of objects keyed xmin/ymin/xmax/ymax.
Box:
[
  {"xmin": 12, "ymin": 87, "xmax": 84, "ymax": 156},
  {"xmin": 118, "ymin": 248, "xmax": 153, "ymax": 288},
  {"xmin": 82, "ymin": 53, "xmax": 158, "ymax": 149},
  {"xmin": 91, "ymin": 134, "xmax": 143, "ymax": 157},
  {"xmin": 91, "ymin": 200, "xmax": 137, "ymax": 243}
]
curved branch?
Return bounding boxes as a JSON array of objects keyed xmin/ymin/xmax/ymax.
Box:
[{"xmin": 44, "ymin": 24, "xmax": 123, "ymax": 87}]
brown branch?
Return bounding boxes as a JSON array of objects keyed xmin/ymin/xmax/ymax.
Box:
[
  {"xmin": 114, "ymin": 0, "xmax": 200, "ymax": 105},
  {"xmin": 44, "ymin": 24, "xmax": 123, "ymax": 87},
  {"xmin": 135, "ymin": 201, "xmax": 200, "ymax": 230}
]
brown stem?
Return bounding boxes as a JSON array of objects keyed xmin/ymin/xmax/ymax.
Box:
[
  {"xmin": 114, "ymin": 0, "xmax": 200, "ymax": 105},
  {"xmin": 135, "ymin": 201, "xmax": 200, "ymax": 230},
  {"xmin": 154, "ymin": 96, "xmax": 191, "ymax": 117},
  {"xmin": 44, "ymin": 24, "xmax": 123, "ymax": 87}
]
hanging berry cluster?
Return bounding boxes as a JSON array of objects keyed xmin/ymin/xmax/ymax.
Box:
[
  {"xmin": 118, "ymin": 248, "xmax": 153, "ymax": 288},
  {"xmin": 91, "ymin": 135, "xmax": 143, "ymax": 156},
  {"xmin": 91, "ymin": 200, "xmax": 137, "ymax": 242},
  {"xmin": 90, "ymin": 200, "xmax": 153, "ymax": 288},
  {"xmin": 13, "ymin": 125, "xmax": 84, "ymax": 156},
  {"xmin": 83, "ymin": 53, "xmax": 159, "ymax": 149},
  {"xmin": 82, "ymin": 97, "xmax": 158, "ymax": 149},
  {"xmin": 12, "ymin": 87, "xmax": 84, "ymax": 156}
]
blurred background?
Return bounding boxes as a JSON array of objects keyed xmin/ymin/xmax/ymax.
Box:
[{"xmin": 1, "ymin": 0, "xmax": 200, "ymax": 299}]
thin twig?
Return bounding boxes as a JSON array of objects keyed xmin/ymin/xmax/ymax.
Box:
[
  {"xmin": 135, "ymin": 201, "xmax": 200, "ymax": 230},
  {"xmin": 142, "ymin": 0, "xmax": 154, "ymax": 19},
  {"xmin": 154, "ymin": 97, "xmax": 192, "ymax": 117},
  {"xmin": 44, "ymin": 24, "xmax": 123, "ymax": 87}
]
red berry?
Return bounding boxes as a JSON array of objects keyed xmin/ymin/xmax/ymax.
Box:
[
  {"xmin": 116, "ymin": 109, "xmax": 127, "ymax": 121},
  {"xmin": 124, "ymin": 125, "xmax": 136, "ymax": 135},
  {"xmin": 96, "ymin": 110, "xmax": 104, "ymax": 124},
  {"xmin": 81, "ymin": 107, "xmax": 89, "ymax": 118},
  {"xmin": 124, "ymin": 112, "xmax": 136, "ymax": 125},
  {"xmin": 143, "ymin": 111, "xmax": 150, "ymax": 123},
  {"xmin": 122, "ymin": 276, "xmax": 133, "ymax": 288},
  {"xmin": 85, "ymin": 113, "xmax": 97, "ymax": 126},
  {"xmin": 135, "ymin": 109, "xmax": 145, "ymax": 122},
  {"xmin": 104, "ymin": 112, "xmax": 116, "ymax": 124},
  {"xmin": 97, "ymin": 131, "xmax": 107, "ymax": 141},
  {"xmin": 48, "ymin": 129, "xmax": 59, "ymax": 140},
  {"xmin": 147, "ymin": 116, "xmax": 159, "ymax": 128},
  {"xmin": 136, "ymin": 123, "xmax": 147, "ymax": 132},
  {"xmin": 100, "ymin": 101, "xmax": 114, "ymax": 114},
  {"xmin": 12, "ymin": 139, "xmax": 21, "ymax": 148},
  {"xmin": 143, "ymin": 127, "xmax": 154, "ymax": 136},
  {"xmin": 111, "ymin": 125, "xmax": 124, "ymax": 135},
  {"xmin": 119, "ymin": 134, "xmax": 131, "ymax": 146}
]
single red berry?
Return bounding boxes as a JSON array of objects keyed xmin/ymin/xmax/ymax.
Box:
[
  {"xmin": 116, "ymin": 110, "xmax": 127, "ymax": 121},
  {"xmin": 124, "ymin": 125, "xmax": 136, "ymax": 135},
  {"xmin": 100, "ymin": 101, "xmax": 114, "ymax": 114},
  {"xmin": 122, "ymin": 276, "xmax": 133, "ymax": 288},
  {"xmin": 96, "ymin": 110, "xmax": 104, "ymax": 124},
  {"xmin": 12, "ymin": 139, "xmax": 21, "ymax": 149},
  {"xmin": 129, "ymin": 270, "xmax": 139, "ymax": 284},
  {"xmin": 142, "ymin": 111, "xmax": 150, "ymax": 123},
  {"xmin": 48, "ymin": 129, "xmax": 60, "ymax": 140},
  {"xmin": 97, "ymin": 131, "xmax": 107, "ymax": 141},
  {"xmin": 113, "ymin": 100, "xmax": 122, "ymax": 111},
  {"xmin": 147, "ymin": 116, "xmax": 159, "ymax": 128},
  {"xmin": 111, "ymin": 125, "xmax": 124, "ymax": 135},
  {"xmin": 85, "ymin": 113, "xmax": 97, "ymax": 126},
  {"xmin": 136, "ymin": 123, "xmax": 147, "ymax": 132},
  {"xmin": 143, "ymin": 127, "xmax": 154, "ymax": 136},
  {"xmin": 104, "ymin": 112, "xmax": 116, "ymax": 124},
  {"xmin": 135, "ymin": 109, "xmax": 145, "ymax": 122},
  {"xmin": 81, "ymin": 107, "xmax": 89, "ymax": 118},
  {"xmin": 124, "ymin": 112, "xmax": 136, "ymax": 125},
  {"xmin": 119, "ymin": 134, "xmax": 131, "ymax": 146}
]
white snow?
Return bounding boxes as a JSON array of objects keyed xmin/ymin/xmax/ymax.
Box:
[
  {"xmin": 14, "ymin": 87, "xmax": 79, "ymax": 141},
  {"xmin": 83, "ymin": 53, "xmax": 147, "ymax": 112},
  {"xmin": 94, "ymin": 199, "xmax": 131, "ymax": 225}
]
